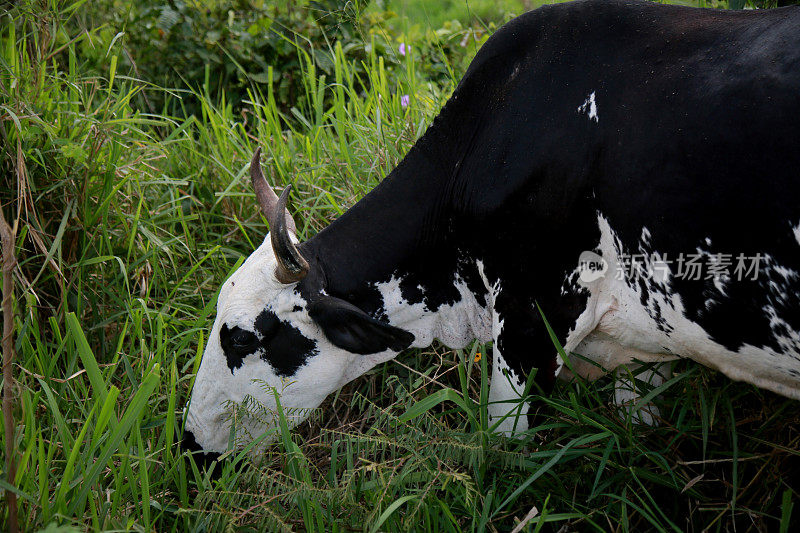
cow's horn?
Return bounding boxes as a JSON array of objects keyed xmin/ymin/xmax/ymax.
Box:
[
  {"xmin": 250, "ymin": 147, "xmax": 297, "ymax": 235},
  {"xmin": 250, "ymin": 147, "xmax": 308, "ymax": 283},
  {"xmin": 270, "ymin": 185, "xmax": 309, "ymax": 283}
]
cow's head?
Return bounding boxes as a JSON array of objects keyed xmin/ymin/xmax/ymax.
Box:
[{"xmin": 183, "ymin": 149, "xmax": 414, "ymax": 454}]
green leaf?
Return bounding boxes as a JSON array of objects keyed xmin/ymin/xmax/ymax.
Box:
[
  {"xmin": 370, "ymin": 495, "xmax": 417, "ymax": 533},
  {"xmin": 67, "ymin": 312, "xmax": 108, "ymax": 405},
  {"xmin": 397, "ymin": 388, "xmax": 477, "ymax": 428},
  {"xmin": 70, "ymin": 366, "xmax": 161, "ymax": 515}
]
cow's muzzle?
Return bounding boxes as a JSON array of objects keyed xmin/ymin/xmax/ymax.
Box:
[{"xmin": 181, "ymin": 428, "xmax": 222, "ymax": 474}]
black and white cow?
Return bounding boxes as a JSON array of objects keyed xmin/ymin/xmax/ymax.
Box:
[{"xmin": 183, "ymin": 0, "xmax": 800, "ymax": 455}]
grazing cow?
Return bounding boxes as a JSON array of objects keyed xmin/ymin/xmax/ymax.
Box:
[{"xmin": 183, "ymin": 0, "xmax": 800, "ymax": 455}]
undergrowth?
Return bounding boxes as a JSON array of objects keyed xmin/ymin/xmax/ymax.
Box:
[{"xmin": 0, "ymin": 0, "xmax": 798, "ymax": 531}]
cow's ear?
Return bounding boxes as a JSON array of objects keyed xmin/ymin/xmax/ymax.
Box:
[{"xmin": 308, "ymin": 296, "xmax": 414, "ymax": 355}]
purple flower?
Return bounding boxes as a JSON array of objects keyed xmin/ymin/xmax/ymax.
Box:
[
  {"xmin": 400, "ymin": 94, "xmax": 410, "ymax": 108},
  {"xmin": 399, "ymin": 43, "xmax": 407, "ymax": 56}
]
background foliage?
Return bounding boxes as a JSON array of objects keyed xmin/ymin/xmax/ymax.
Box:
[{"xmin": 1, "ymin": 0, "xmax": 799, "ymax": 531}]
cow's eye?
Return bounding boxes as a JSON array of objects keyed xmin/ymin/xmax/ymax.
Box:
[{"xmin": 230, "ymin": 330, "xmax": 258, "ymax": 349}]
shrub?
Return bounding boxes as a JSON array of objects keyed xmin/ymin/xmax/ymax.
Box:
[{"xmin": 70, "ymin": 0, "xmax": 380, "ymax": 116}]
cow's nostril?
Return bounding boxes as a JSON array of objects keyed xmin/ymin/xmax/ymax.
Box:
[{"xmin": 181, "ymin": 428, "xmax": 222, "ymax": 473}]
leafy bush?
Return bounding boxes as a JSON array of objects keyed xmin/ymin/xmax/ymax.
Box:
[
  {"xmin": 71, "ymin": 0, "xmax": 384, "ymax": 116},
  {"xmin": 67, "ymin": 0, "xmax": 505, "ymax": 118}
]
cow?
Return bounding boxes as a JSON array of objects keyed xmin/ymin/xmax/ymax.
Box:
[{"xmin": 183, "ymin": 0, "xmax": 800, "ymax": 457}]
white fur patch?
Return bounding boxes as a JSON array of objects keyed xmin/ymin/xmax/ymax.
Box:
[
  {"xmin": 374, "ymin": 272, "xmax": 492, "ymax": 349},
  {"xmin": 577, "ymin": 91, "xmax": 598, "ymax": 122},
  {"xmin": 476, "ymin": 260, "xmax": 531, "ymax": 434},
  {"xmin": 489, "ymin": 349, "xmax": 529, "ymax": 434},
  {"xmin": 760, "ymin": 255, "xmax": 800, "ymax": 357}
]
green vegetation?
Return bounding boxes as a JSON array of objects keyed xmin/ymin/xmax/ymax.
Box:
[{"xmin": 1, "ymin": 0, "xmax": 798, "ymax": 531}]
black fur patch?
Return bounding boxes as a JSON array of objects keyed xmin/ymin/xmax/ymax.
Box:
[
  {"xmin": 219, "ymin": 324, "xmax": 259, "ymax": 373},
  {"xmin": 256, "ymin": 309, "xmax": 318, "ymax": 376},
  {"xmin": 220, "ymin": 308, "xmax": 318, "ymax": 377},
  {"xmin": 181, "ymin": 428, "xmax": 222, "ymax": 475}
]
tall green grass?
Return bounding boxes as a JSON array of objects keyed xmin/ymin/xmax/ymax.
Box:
[{"xmin": 1, "ymin": 0, "xmax": 798, "ymax": 531}]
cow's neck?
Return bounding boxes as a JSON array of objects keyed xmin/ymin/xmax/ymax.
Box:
[
  {"xmin": 305, "ymin": 135, "xmax": 456, "ymax": 294},
  {"xmin": 302, "ymin": 128, "xmax": 492, "ymax": 347}
]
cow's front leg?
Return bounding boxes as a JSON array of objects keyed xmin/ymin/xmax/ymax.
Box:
[
  {"xmin": 487, "ymin": 297, "xmax": 561, "ymax": 436},
  {"xmin": 488, "ymin": 326, "xmax": 530, "ymax": 435}
]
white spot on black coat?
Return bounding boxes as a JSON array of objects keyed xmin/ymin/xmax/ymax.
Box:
[{"xmin": 578, "ymin": 91, "xmax": 599, "ymax": 122}]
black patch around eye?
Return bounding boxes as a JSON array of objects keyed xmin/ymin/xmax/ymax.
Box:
[
  {"xmin": 231, "ymin": 329, "xmax": 258, "ymax": 348},
  {"xmin": 221, "ymin": 309, "xmax": 319, "ymax": 377}
]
